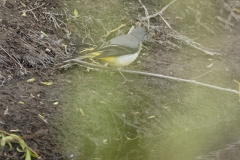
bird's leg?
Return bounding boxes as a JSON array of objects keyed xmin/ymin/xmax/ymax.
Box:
[
  {"xmin": 118, "ymin": 69, "xmax": 133, "ymax": 84},
  {"xmin": 89, "ymin": 58, "xmax": 101, "ymax": 65}
]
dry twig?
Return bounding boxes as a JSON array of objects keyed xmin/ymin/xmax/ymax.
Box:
[
  {"xmin": 0, "ymin": 46, "xmax": 25, "ymax": 70},
  {"xmin": 60, "ymin": 59, "xmax": 239, "ymax": 95},
  {"xmin": 141, "ymin": 0, "xmax": 177, "ymax": 21},
  {"xmin": 139, "ymin": 0, "xmax": 220, "ymax": 55},
  {"xmin": 138, "ymin": 0, "xmax": 150, "ymax": 30},
  {"xmin": 19, "ymin": 3, "xmax": 45, "ymax": 13}
]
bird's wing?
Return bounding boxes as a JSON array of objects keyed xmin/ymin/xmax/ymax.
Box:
[
  {"xmin": 108, "ymin": 34, "xmax": 141, "ymax": 49},
  {"xmin": 93, "ymin": 44, "xmax": 138, "ymax": 59},
  {"xmin": 75, "ymin": 27, "xmax": 145, "ymax": 60}
]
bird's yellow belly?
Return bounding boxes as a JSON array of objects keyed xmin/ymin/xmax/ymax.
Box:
[
  {"xmin": 98, "ymin": 57, "xmax": 115, "ymax": 64},
  {"xmin": 98, "ymin": 51, "xmax": 139, "ymax": 67}
]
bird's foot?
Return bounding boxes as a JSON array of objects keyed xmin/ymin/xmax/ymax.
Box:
[
  {"xmin": 119, "ymin": 71, "xmax": 133, "ymax": 84},
  {"xmin": 122, "ymin": 78, "xmax": 133, "ymax": 84}
]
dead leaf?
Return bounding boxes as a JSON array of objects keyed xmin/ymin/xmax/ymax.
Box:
[
  {"xmin": 18, "ymin": 101, "xmax": 24, "ymax": 105},
  {"xmin": 27, "ymin": 78, "xmax": 35, "ymax": 83},
  {"xmin": 79, "ymin": 108, "xmax": 85, "ymax": 116},
  {"xmin": 100, "ymin": 101, "xmax": 106, "ymax": 104},
  {"xmin": 21, "ymin": 11, "xmax": 26, "ymax": 17},
  {"xmin": 148, "ymin": 116, "xmax": 155, "ymax": 119},
  {"xmin": 73, "ymin": 9, "xmax": 79, "ymax": 18},
  {"xmin": 40, "ymin": 82, "xmax": 53, "ymax": 86},
  {"xmin": 103, "ymin": 139, "xmax": 107, "ymax": 144},
  {"xmin": 30, "ymin": 93, "xmax": 35, "ymax": 98}
]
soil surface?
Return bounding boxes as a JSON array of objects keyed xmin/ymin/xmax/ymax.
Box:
[
  {"xmin": 0, "ymin": 0, "xmax": 68, "ymax": 159},
  {"xmin": 0, "ymin": 0, "xmax": 240, "ymax": 160}
]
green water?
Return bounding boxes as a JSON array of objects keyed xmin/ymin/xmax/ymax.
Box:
[
  {"xmin": 60, "ymin": 72, "xmax": 240, "ymax": 159},
  {"xmin": 58, "ymin": 0, "xmax": 240, "ymax": 159}
]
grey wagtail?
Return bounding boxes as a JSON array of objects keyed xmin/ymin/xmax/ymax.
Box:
[
  {"xmin": 76, "ymin": 26, "xmax": 146, "ymax": 66},
  {"xmin": 63, "ymin": 26, "xmax": 146, "ymax": 82}
]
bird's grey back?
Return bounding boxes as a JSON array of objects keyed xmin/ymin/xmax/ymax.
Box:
[
  {"xmin": 129, "ymin": 27, "xmax": 146, "ymax": 42},
  {"xmin": 109, "ymin": 27, "xmax": 146, "ymax": 49}
]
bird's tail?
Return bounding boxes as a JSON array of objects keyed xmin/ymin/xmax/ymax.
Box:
[{"xmin": 61, "ymin": 51, "xmax": 103, "ymax": 63}]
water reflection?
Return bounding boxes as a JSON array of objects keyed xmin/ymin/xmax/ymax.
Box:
[
  {"xmin": 60, "ymin": 0, "xmax": 240, "ymax": 159},
  {"xmin": 196, "ymin": 140, "xmax": 240, "ymax": 160}
]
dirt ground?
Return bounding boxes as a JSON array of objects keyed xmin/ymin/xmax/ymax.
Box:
[
  {"xmin": 1, "ymin": 0, "xmax": 240, "ymax": 160},
  {"xmin": 0, "ymin": 0, "xmax": 68, "ymax": 159}
]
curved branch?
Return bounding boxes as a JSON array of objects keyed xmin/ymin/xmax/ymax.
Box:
[{"xmin": 60, "ymin": 59, "xmax": 239, "ymax": 95}]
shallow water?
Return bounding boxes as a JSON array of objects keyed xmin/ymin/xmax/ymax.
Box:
[
  {"xmin": 195, "ymin": 140, "xmax": 240, "ymax": 160},
  {"xmin": 59, "ymin": 0, "xmax": 240, "ymax": 159}
]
